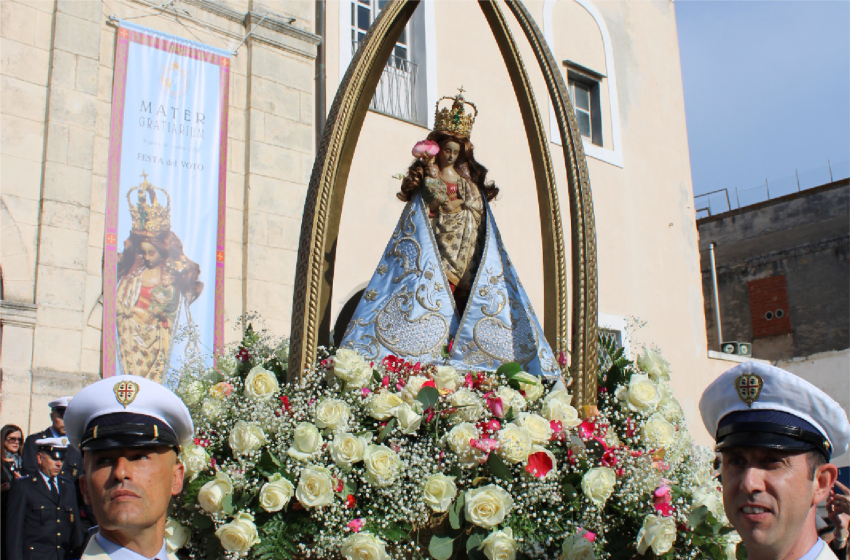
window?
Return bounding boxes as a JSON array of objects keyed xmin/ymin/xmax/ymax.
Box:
[
  {"xmin": 351, "ymin": 0, "xmax": 422, "ymax": 124},
  {"xmin": 565, "ymin": 61, "xmax": 604, "ymax": 147}
]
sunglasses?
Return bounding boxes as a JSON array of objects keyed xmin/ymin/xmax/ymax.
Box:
[
  {"xmin": 53, "ymin": 407, "xmax": 66, "ymax": 418},
  {"xmin": 5, "ymin": 437, "xmax": 22, "ymax": 443}
]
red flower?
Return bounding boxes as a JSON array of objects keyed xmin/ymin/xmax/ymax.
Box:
[
  {"xmin": 346, "ymin": 494, "xmax": 357, "ymax": 509},
  {"xmin": 558, "ymin": 351, "xmax": 568, "ymax": 367},
  {"xmin": 625, "ymin": 417, "xmax": 637, "ymax": 438},
  {"xmin": 280, "ymin": 395, "xmax": 291, "ymax": 411},
  {"xmin": 578, "ymin": 420, "xmax": 597, "ymax": 440},
  {"xmin": 477, "ymin": 419, "xmax": 501, "ymax": 435},
  {"xmin": 600, "ymin": 448, "xmax": 618, "ymax": 467},
  {"xmin": 236, "ymin": 348, "xmax": 250, "ymax": 363},
  {"xmin": 566, "ymin": 448, "xmax": 577, "ymax": 466},
  {"xmin": 525, "ymin": 451, "xmax": 554, "ymax": 478},
  {"xmin": 422, "ymin": 380, "xmax": 436, "ymax": 389},
  {"xmin": 334, "ymin": 478, "xmax": 343, "ymax": 493},
  {"xmin": 485, "ymin": 393, "xmax": 504, "ymax": 418},
  {"xmin": 655, "ymin": 502, "xmax": 675, "ymax": 516}
]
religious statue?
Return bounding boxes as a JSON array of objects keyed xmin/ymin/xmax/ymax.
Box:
[
  {"xmin": 115, "ymin": 174, "xmax": 203, "ymax": 382},
  {"xmin": 341, "ymin": 90, "xmax": 559, "ymax": 376}
]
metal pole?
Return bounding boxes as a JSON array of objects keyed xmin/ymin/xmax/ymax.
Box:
[
  {"xmin": 765, "ymin": 178, "xmax": 770, "ymax": 200},
  {"xmin": 829, "ymin": 159, "xmax": 833, "ymax": 182},
  {"xmin": 735, "ymin": 187, "xmax": 740, "ymax": 210},
  {"xmin": 709, "ymin": 242, "xmax": 723, "ymax": 348},
  {"xmin": 796, "ymin": 169, "xmax": 800, "ymax": 191}
]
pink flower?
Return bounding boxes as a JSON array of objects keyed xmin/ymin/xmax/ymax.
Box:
[
  {"xmin": 382, "ymin": 376, "xmax": 390, "ymax": 388},
  {"xmin": 578, "ymin": 420, "xmax": 597, "ymax": 439},
  {"xmin": 576, "ymin": 527, "xmax": 597, "ymax": 542},
  {"xmin": 625, "ymin": 417, "xmax": 637, "ymax": 437},
  {"xmin": 477, "ymin": 419, "xmax": 501, "ymax": 435},
  {"xmin": 361, "ymin": 387, "xmax": 372, "ymax": 398},
  {"xmin": 347, "ymin": 518, "xmax": 365, "ymax": 532},
  {"xmin": 412, "ymin": 140, "xmax": 440, "ymax": 159},
  {"xmin": 470, "ymin": 437, "xmax": 500, "ymax": 455},
  {"xmin": 600, "ymin": 448, "xmax": 619, "ymax": 467},
  {"xmin": 334, "ymin": 478, "xmax": 343, "ymax": 493},
  {"xmin": 655, "ymin": 502, "xmax": 675, "ymax": 516},
  {"xmin": 558, "ymin": 351, "xmax": 568, "ymax": 367},
  {"xmin": 485, "ymin": 393, "xmax": 504, "ymax": 418},
  {"xmin": 525, "ymin": 451, "xmax": 554, "ymax": 478}
]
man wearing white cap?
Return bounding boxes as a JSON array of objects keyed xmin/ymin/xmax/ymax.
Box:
[
  {"xmin": 22, "ymin": 396, "xmax": 83, "ymax": 480},
  {"xmin": 64, "ymin": 376, "xmax": 193, "ymax": 560},
  {"xmin": 5, "ymin": 437, "xmax": 84, "ymax": 560},
  {"xmin": 701, "ymin": 362, "xmax": 850, "ymax": 560}
]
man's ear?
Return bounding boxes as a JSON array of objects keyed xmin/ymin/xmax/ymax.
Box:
[
  {"xmin": 171, "ymin": 454, "xmax": 185, "ymax": 496},
  {"xmin": 79, "ymin": 475, "xmax": 91, "ymax": 505},
  {"xmin": 813, "ymin": 463, "xmax": 839, "ymax": 506}
]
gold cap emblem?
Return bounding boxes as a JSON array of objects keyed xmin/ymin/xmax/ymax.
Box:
[
  {"xmin": 114, "ymin": 380, "xmax": 140, "ymax": 408},
  {"xmin": 735, "ymin": 373, "xmax": 763, "ymax": 407}
]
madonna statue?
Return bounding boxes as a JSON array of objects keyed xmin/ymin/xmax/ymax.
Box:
[
  {"xmin": 116, "ymin": 178, "xmax": 203, "ymax": 382},
  {"xmin": 340, "ymin": 90, "xmax": 558, "ymax": 376}
]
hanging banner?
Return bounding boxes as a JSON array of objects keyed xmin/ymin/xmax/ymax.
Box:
[{"xmin": 102, "ymin": 22, "xmax": 229, "ymax": 383}]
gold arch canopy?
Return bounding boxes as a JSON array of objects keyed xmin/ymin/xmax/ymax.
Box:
[{"xmin": 288, "ymin": 0, "xmax": 599, "ymax": 409}]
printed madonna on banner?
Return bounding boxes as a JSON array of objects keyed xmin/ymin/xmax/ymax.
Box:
[{"xmin": 102, "ymin": 22, "xmax": 230, "ymax": 384}]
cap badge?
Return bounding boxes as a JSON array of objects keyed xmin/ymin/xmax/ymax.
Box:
[
  {"xmin": 735, "ymin": 373, "xmax": 763, "ymax": 407},
  {"xmin": 61, "ymin": 437, "xmax": 69, "ymax": 446},
  {"xmin": 114, "ymin": 380, "xmax": 140, "ymax": 408}
]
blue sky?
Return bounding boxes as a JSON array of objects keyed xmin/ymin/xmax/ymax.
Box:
[{"xmin": 675, "ymin": 1, "xmax": 850, "ymax": 207}]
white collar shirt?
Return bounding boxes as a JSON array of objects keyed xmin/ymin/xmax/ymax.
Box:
[
  {"xmin": 95, "ymin": 533, "xmax": 168, "ymax": 560},
  {"xmin": 797, "ymin": 539, "xmax": 826, "ymax": 560}
]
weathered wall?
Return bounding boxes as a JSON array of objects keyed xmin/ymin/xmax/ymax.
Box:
[
  {"xmin": 0, "ymin": 0, "xmax": 319, "ymax": 432},
  {"xmin": 698, "ymin": 180, "xmax": 850, "ymax": 361}
]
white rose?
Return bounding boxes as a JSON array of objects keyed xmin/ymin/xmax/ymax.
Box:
[
  {"xmin": 495, "ymin": 386, "xmax": 526, "ymax": 413},
  {"xmin": 542, "ymin": 391, "xmax": 581, "ymax": 428},
  {"xmin": 401, "ymin": 376, "xmax": 430, "ymax": 403},
  {"xmin": 179, "ymin": 444, "xmax": 209, "ymax": 482},
  {"xmin": 450, "ymin": 388, "xmax": 484, "ymax": 422},
  {"xmin": 288, "ymin": 422, "xmax": 322, "ymax": 461},
  {"xmin": 465, "ymin": 484, "xmax": 514, "ymax": 529},
  {"xmin": 636, "ymin": 514, "xmax": 677, "ymax": 555},
  {"xmin": 331, "ymin": 432, "xmax": 371, "ymax": 467},
  {"xmin": 692, "ymin": 482, "xmax": 725, "ymax": 522},
  {"xmin": 656, "ymin": 382, "xmax": 683, "ymax": 421},
  {"xmin": 243, "ymin": 366, "xmax": 279, "ymax": 400},
  {"xmin": 296, "ymin": 465, "xmax": 335, "ymax": 508},
  {"xmin": 614, "ymin": 373, "xmax": 661, "ymax": 414},
  {"xmin": 482, "ymin": 528, "xmax": 518, "ymax": 560},
  {"xmin": 259, "ymin": 473, "xmax": 295, "ymax": 512},
  {"xmin": 363, "ymin": 444, "xmax": 401, "ymax": 487},
  {"xmin": 229, "ymin": 420, "xmax": 267, "ymax": 455},
  {"xmin": 561, "ymin": 534, "xmax": 596, "ymax": 560},
  {"xmin": 513, "ymin": 372, "xmax": 544, "ymax": 402},
  {"xmin": 179, "ymin": 379, "xmax": 204, "ymax": 405},
  {"xmin": 366, "ymin": 390, "xmax": 404, "ymax": 421},
  {"xmin": 314, "ymin": 398, "xmax": 351, "ymax": 431},
  {"xmin": 396, "ymin": 402, "xmax": 423, "ymax": 434},
  {"xmin": 340, "ymin": 532, "xmax": 390, "ymax": 560},
  {"xmin": 514, "ymin": 413, "xmax": 552, "ymax": 445},
  {"xmin": 724, "ymin": 532, "xmax": 741, "ymax": 560},
  {"xmin": 581, "ymin": 467, "xmax": 616, "ymax": 507},
  {"xmin": 422, "ymin": 473, "xmax": 458, "ymax": 512},
  {"xmin": 445, "ymin": 423, "xmax": 480, "ymax": 467},
  {"xmin": 637, "ymin": 347, "xmax": 671, "ymax": 381},
  {"xmin": 164, "ymin": 518, "xmax": 190, "ymax": 552},
  {"xmin": 198, "ymin": 470, "xmax": 233, "ymax": 513},
  {"xmin": 544, "ymin": 389, "xmax": 573, "ymax": 406},
  {"xmin": 201, "ymin": 398, "xmax": 224, "ymax": 420},
  {"xmin": 434, "ymin": 365, "xmax": 460, "ymax": 392},
  {"xmin": 642, "ymin": 413, "xmax": 676, "ymax": 449},
  {"xmin": 216, "ymin": 511, "xmax": 260, "ymax": 554},
  {"xmin": 333, "ymin": 348, "xmax": 373, "ymax": 389},
  {"xmin": 497, "ymin": 424, "xmax": 533, "ymax": 464}
]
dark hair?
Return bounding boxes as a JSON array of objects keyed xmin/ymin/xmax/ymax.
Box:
[
  {"xmin": 806, "ymin": 449, "xmax": 827, "ymax": 480},
  {"xmin": 117, "ymin": 230, "xmax": 203, "ymax": 304},
  {"xmin": 1, "ymin": 424, "xmax": 23, "ymax": 453},
  {"xmin": 398, "ymin": 131, "xmax": 499, "ymax": 203}
]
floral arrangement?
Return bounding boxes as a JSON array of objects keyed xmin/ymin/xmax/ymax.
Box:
[{"xmin": 167, "ymin": 322, "xmax": 740, "ymax": 560}]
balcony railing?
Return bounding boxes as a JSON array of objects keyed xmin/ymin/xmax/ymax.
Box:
[{"xmin": 353, "ymin": 40, "xmax": 419, "ymax": 124}]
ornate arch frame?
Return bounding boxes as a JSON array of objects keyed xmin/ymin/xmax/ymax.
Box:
[{"xmin": 288, "ymin": 0, "xmax": 599, "ymax": 409}]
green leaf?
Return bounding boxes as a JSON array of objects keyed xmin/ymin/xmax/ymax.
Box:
[
  {"xmin": 191, "ymin": 512, "xmax": 213, "ymax": 529},
  {"xmin": 339, "ymin": 479, "xmax": 358, "ymax": 498},
  {"xmin": 687, "ymin": 505, "xmax": 709, "ymax": 528},
  {"xmin": 221, "ymin": 493, "xmax": 234, "ymax": 515},
  {"xmin": 449, "ymin": 494, "xmax": 465, "ymax": 529},
  {"xmin": 378, "ymin": 418, "xmax": 397, "ymax": 443},
  {"xmin": 562, "ymin": 482, "xmax": 578, "ymax": 500},
  {"xmin": 449, "ymin": 504, "xmax": 461, "ymax": 529},
  {"xmin": 429, "ymin": 535, "xmax": 455, "ymax": 560},
  {"xmin": 373, "ymin": 369, "xmax": 382, "ymax": 382},
  {"xmin": 417, "ymin": 386, "xmax": 440, "ymax": 409},
  {"xmin": 466, "ymin": 533, "xmax": 485, "ymax": 552},
  {"xmin": 487, "ymin": 453, "xmax": 512, "ymax": 481},
  {"xmin": 495, "ymin": 362, "xmax": 522, "ymax": 379},
  {"xmin": 736, "ymin": 543, "xmax": 747, "ymax": 560},
  {"xmin": 504, "ymin": 406, "xmax": 515, "ymax": 423}
]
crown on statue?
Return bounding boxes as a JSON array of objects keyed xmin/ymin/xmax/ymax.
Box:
[
  {"xmin": 127, "ymin": 171, "xmax": 171, "ymax": 235},
  {"xmin": 433, "ymin": 88, "xmax": 478, "ymax": 137}
]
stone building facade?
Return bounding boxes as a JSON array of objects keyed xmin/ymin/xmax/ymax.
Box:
[
  {"xmin": 2, "ymin": 0, "xmax": 735, "ymax": 446},
  {"xmin": 698, "ymin": 179, "xmax": 850, "ymax": 360}
]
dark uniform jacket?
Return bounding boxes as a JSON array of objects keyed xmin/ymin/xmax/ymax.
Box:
[
  {"xmin": 4, "ymin": 474, "xmax": 83, "ymax": 560},
  {"xmin": 21, "ymin": 428, "xmax": 96, "ymax": 531}
]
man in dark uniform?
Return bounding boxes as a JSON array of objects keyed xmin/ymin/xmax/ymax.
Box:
[
  {"xmin": 5, "ymin": 437, "xmax": 83, "ymax": 560},
  {"xmin": 22, "ymin": 397, "xmax": 83, "ymax": 480}
]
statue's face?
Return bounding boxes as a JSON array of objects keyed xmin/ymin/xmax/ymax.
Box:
[
  {"xmin": 140, "ymin": 241, "xmax": 163, "ymax": 268},
  {"xmin": 437, "ymin": 141, "xmax": 461, "ymax": 169}
]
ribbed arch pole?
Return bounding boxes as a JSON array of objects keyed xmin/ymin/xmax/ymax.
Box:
[{"xmin": 288, "ymin": 0, "xmax": 598, "ymax": 410}]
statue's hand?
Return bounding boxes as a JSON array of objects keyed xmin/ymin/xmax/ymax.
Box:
[{"xmin": 442, "ymin": 199, "xmax": 464, "ymax": 213}]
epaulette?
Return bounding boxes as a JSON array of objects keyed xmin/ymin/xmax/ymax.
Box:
[{"xmin": 58, "ymin": 475, "xmax": 73, "ymax": 482}]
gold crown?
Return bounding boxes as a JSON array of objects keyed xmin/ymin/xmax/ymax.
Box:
[
  {"xmin": 433, "ymin": 88, "xmax": 478, "ymax": 137},
  {"xmin": 127, "ymin": 171, "xmax": 171, "ymax": 235}
]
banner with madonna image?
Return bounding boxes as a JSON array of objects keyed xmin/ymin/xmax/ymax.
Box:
[{"xmin": 102, "ymin": 22, "xmax": 230, "ymax": 384}]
